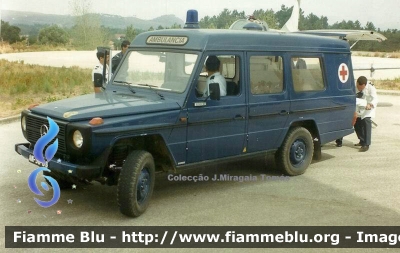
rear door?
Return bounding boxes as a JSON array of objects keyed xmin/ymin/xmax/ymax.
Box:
[
  {"xmin": 287, "ymin": 54, "xmax": 333, "ymax": 142},
  {"xmin": 246, "ymin": 52, "xmax": 290, "ymax": 152}
]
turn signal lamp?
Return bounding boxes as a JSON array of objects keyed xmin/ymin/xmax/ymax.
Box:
[
  {"xmin": 28, "ymin": 104, "xmax": 39, "ymax": 110},
  {"xmin": 89, "ymin": 117, "xmax": 104, "ymax": 125}
]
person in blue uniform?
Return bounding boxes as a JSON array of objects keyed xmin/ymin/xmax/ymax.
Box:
[{"xmin": 112, "ymin": 40, "xmax": 130, "ymax": 74}]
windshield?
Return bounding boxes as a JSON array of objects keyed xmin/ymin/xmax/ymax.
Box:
[{"xmin": 113, "ymin": 51, "xmax": 198, "ymax": 93}]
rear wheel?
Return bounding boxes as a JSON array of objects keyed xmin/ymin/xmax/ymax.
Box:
[
  {"xmin": 117, "ymin": 150, "xmax": 155, "ymax": 217},
  {"xmin": 276, "ymin": 127, "xmax": 314, "ymax": 176}
]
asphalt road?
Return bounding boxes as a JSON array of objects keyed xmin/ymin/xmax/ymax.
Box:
[{"xmin": 1, "ymin": 95, "xmax": 400, "ymax": 253}]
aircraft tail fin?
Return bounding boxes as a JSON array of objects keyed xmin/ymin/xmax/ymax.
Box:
[{"xmin": 281, "ymin": 0, "xmax": 300, "ymax": 32}]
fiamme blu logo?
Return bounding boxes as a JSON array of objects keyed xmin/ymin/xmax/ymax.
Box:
[{"xmin": 28, "ymin": 117, "xmax": 61, "ymax": 208}]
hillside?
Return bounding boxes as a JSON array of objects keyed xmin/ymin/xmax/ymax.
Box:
[{"xmin": 1, "ymin": 10, "xmax": 184, "ymax": 30}]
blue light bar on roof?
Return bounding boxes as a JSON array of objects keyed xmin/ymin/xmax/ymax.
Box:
[{"xmin": 184, "ymin": 10, "xmax": 199, "ymax": 29}]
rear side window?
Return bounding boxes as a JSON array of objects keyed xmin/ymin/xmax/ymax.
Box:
[
  {"xmin": 291, "ymin": 57, "xmax": 325, "ymax": 92},
  {"xmin": 250, "ymin": 55, "xmax": 283, "ymax": 94}
]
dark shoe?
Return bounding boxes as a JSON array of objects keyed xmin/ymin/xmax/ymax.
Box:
[
  {"xmin": 354, "ymin": 143, "xmax": 362, "ymax": 146},
  {"xmin": 336, "ymin": 143, "xmax": 342, "ymax": 147},
  {"xmin": 359, "ymin": 146, "xmax": 369, "ymax": 152}
]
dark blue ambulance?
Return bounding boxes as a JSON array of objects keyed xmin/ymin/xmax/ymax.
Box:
[{"xmin": 15, "ymin": 12, "xmax": 355, "ymax": 217}]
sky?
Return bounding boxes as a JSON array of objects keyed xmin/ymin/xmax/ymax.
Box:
[{"xmin": 1, "ymin": 0, "xmax": 400, "ymax": 30}]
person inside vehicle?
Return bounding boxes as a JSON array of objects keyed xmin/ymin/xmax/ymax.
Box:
[
  {"xmin": 292, "ymin": 57, "xmax": 307, "ymax": 69},
  {"xmin": 200, "ymin": 55, "xmax": 227, "ymax": 97}
]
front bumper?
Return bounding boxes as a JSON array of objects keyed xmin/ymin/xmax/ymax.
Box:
[{"xmin": 15, "ymin": 143, "xmax": 101, "ymax": 180}]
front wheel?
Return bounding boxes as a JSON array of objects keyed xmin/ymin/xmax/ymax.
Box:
[
  {"xmin": 276, "ymin": 127, "xmax": 314, "ymax": 176},
  {"xmin": 117, "ymin": 150, "xmax": 155, "ymax": 217}
]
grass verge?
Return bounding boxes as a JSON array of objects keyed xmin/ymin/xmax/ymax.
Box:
[
  {"xmin": 0, "ymin": 42, "xmax": 76, "ymax": 54},
  {"xmin": 0, "ymin": 59, "xmax": 92, "ymax": 118},
  {"xmin": 374, "ymin": 78, "xmax": 400, "ymax": 90}
]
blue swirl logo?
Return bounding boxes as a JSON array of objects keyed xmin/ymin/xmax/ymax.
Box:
[
  {"xmin": 28, "ymin": 167, "xmax": 61, "ymax": 207},
  {"xmin": 33, "ymin": 117, "xmax": 59, "ymax": 164},
  {"xmin": 28, "ymin": 117, "xmax": 61, "ymax": 208}
]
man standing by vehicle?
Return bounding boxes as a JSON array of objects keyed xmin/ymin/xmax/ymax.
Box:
[
  {"xmin": 92, "ymin": 48, "xmax": 109, "ymax": 93},
  {"xmin": 354, "ymin": 76, "xmax": 378, "ymax": 152},
  {"xmin": 112, "ymin": 40, "xmax": 130, "ymax": 74}
]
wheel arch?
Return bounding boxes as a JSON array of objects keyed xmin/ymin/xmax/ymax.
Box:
[
  {"xmin": 108, "ymin": 134, "xmax": 176, "ymax": 173},
  {"xmin": 288, "ymin": 119, "xmax": 320, "ymax": 141},
  {"xmin": 283, "ymin": 119, "xmax": 322, "ymax": 161}
]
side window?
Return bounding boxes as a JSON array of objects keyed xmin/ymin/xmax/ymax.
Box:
[
  {"xmin": 250, "ymin": 55, "xmax": 283, "ymax": 94},
  {"xmin": 197, "ymin": 55, "xmax": 240, "ymax": 97},
  {"xmin": 291, "ymin": 57, "xmax": 325, "ymax": 92},
  {"xmin": 219, "ymin": 55, "xmax": 237, "ymax": 79}
]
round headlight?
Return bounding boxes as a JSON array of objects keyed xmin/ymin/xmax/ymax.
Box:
[
  {"xmin": 21, "ymin": 116, "xmax": 27, "ymax": 132},
  {"xmin": 73, "ymin": 130, "xmax": 83, "ymax": 148}
]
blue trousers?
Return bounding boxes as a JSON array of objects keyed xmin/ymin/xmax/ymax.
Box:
[{"xmin": 354, "ymin": 117, "xmax": 372, "ymax": 146}]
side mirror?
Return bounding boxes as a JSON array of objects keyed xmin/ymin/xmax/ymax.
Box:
[
  {"xmin": 93, "ymin": 73, "xmax": 104, "ymax": 88},
  {"xmin": 209, "ymin": 82, "xmax": 220, "ymax": 101}
]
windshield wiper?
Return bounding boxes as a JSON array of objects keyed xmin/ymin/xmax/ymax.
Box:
[
  {"xmin": 114, "ymin": 80, "xmax": 136, "ymax": 94},
  {"xmin": 136, "ymin": 83, "xmax": 165, "ymax": 100}
]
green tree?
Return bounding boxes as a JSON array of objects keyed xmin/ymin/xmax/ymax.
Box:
[
  {"xmin": 170, "ymin": 23, "xmax": 182, "ymax": 29},
  {"xmin": 253, "ymin": 9, "xmax": 279, "ymax": 29},
  {"xmin": 1, "ymin": 20, "xmax": 21, "ymax": 43},
  {"xmin": 301, "ymin": 13, "xmax": 328, "ymax": 30},
  {"xmin": 69, "ymin": 0, "xmax": 107, "ymax": 49},
  {"xmin": 365, "ymin": 22, "xmax": 376, "ymax": 31},
  {"xmin": 354, "ymin": 20, "xmax": 362, "ymax": 29},
  {"xmin": 38, "ymin": 25, "xmax": 69, "ymax": 45},
  {"xmin": 331, "ymin": 20, "xmax": 350, "ymax": 29},
  {"xmin": 275, "ymin": 5, "xmax": 293, "ymax": 28},
  {"xmin": 28, "ymin": 35, "xmax": 38, "ymax": 45},
  {"xmin": 125, "ymin": 25, "xmax": 137, "ymax": 41},
  {"xmin": 199, "ymin": 9, "xmax": 245, "ymax": 29},
  {"xmin": 216, "ymin": 9, "xmax": 245, "ymax": 29},
  {"xmin": 199, "ymin": 16, "xmax": 213, "ymax": 28}
]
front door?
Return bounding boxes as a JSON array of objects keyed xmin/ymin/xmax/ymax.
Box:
[{"xmin": 186, "ymin": 53, "xmax": 247, "ymax": 163}]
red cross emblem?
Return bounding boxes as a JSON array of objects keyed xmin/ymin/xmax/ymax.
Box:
[{"xmin": 338, "ymin": 63, "xmax": 349, "ymax": 83}]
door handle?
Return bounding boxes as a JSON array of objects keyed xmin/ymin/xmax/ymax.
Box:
[
  {"xmin": 279, "ymin": 110, "xmax": 288, "ymax": 116},
  {"xmin": 234, "ymin": 115, "xmax": 245, "ymax": 120}
]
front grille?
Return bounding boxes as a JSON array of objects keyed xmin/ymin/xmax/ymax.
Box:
[{"xmin": 26, "ymin": 115, "xmax": 67, "ymax": 154}]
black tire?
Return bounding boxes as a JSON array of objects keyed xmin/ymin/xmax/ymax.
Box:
[
  {"xmin": 43, "ymin": 171, "xmax": 72, "ymax": 189},
  {"xmin": 117, "ymin": 150, "xmax": 155, "ymax": 217},
  {"xmin": 276, "ymin": 127, "xmax": 314, "ymax": 176}
]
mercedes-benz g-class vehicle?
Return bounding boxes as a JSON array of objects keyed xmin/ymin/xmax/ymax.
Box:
[{"xmin": 15, "ymin": 12, "xmax": 355, "ymax": 217}]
